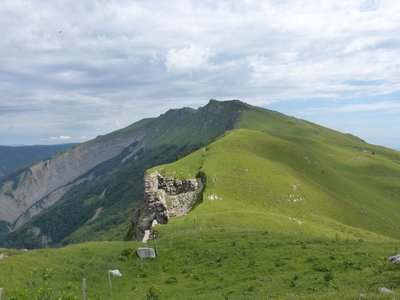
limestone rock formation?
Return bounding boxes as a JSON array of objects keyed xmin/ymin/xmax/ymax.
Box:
[
  {"xmin": 133, "ymin": 171, "xmax": 204, "ymax": 240},
  {"xmin": 378, "ymin": 287, "xmax": 393, "ymax": 294},
  {"xmin": 387, "ymin": 254, "xmax": 400, "ymax": 264}
]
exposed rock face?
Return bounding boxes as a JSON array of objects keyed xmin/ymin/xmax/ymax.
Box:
[
  {"xmin": 387, "ymin": 254, "xmax": 400, "ymax": 264},
  {"xmin": 13, "ymin": 175, "xmax": 94, "ymax": 228},
  {"xmin": 85, "ymin": 207, "xmax": 104, "ymax": 225},
  {"xmin": 0, "ymin": 133, "xmax": 145, "ymax": 230},
  {"xmin": 133, "ymin": 171, "xmax": 204, "ymax": 240},
  {"xmin": 378, "ymin": 287, "xmax": 392, "ymax": 294}
]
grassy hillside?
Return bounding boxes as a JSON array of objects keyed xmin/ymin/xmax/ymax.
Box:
[
  {"xmin": 0, "ymin": 234, "xmax": 398, "ymax": 299},
  {"xmin": 150, "ymin": 111, "xmax": 400, "ymax": 240}
]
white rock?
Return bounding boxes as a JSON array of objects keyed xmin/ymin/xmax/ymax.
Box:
[
  {"xmin": 142, "ymin": 230, "xmax": 151, "ymax": 243},
  {"xmin": 378, "ymin": 287, "xmax": 392, "ymax": 294},
  {"xmin": 208, "ymin": 194, "xmax": 219, "ymax": 201},
  {"xmin": 387, "ymin": 254, "xmax": 400, "ymax": 264}
]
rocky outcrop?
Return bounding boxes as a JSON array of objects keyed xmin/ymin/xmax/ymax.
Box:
[
  {"xmin": 387, "ymin": 254, "xmax": 400, "ymax": 264},
  {"xmin": 133, "ymin": 171, "xmax": 204, "ymax": 240},
  {"xmin": 378, "ymin": 287, "xmax": 393, "ymax": 294}
]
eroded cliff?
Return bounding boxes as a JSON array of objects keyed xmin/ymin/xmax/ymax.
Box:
[
  {"xmin": 0, "ymin": 133, "xmax": 145, "ymax": 230},
  {"xmin": 133, "ymin": 171, "xmax": 205, "ymax": 240}
]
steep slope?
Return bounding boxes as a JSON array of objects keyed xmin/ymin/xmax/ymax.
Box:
[
  {"xmin": 0, "ymin": 119, "xmax": 151, "ymax": 234},
  {"xmin": 0, "ymin": 144, "xmax": 76, "ymax": 178},
  {"xmin": 0, "ymin": 100, "xmax": 247, "ymax": 248},
  {"xmin": 135, "ymin": 106, "xmax": 400, "ymax": 241}
]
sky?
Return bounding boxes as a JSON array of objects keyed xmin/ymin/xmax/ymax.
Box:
[{"xmin": 0, "ymin": 0, "xmax": 399, "ymax": 149}]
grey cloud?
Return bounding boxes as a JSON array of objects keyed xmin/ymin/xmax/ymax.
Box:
[{"xmin": 0, "ymin": 0, "xmax": 400, "ymax": 145}]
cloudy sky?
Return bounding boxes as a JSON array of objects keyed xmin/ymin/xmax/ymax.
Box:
[{"xmin": 1, "ymin": 0, "xmax": 399, "ymax": 149}]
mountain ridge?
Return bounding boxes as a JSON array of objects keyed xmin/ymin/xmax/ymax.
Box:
[
  {"xmin": 0, "ymin": 144, "xmax": 76, "ymax": 179},
  {"xmin": 1, "ymin": 99, "xmax": 400, "ymax": 299},
  {"xmin": 132, "ymin": 104, "xmax": 400, "ymax": 242},
  {"xmin": 1, "ymin": 99, "xmax": 399, "ymax": 249},
  {"xmin": 0, "ymin": 100, "xmax": 247, "ymax": 248}
]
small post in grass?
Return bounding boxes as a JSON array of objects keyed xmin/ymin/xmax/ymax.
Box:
[
  {"xmin": 137, "ymin": 247, "xmax": 157, "ymax": 271},
  {"xmin": 0, "ymin": 287, "xmax": 3, "ymax": 300},
  {"xmin": 82, "ymin": 278, "xmax": 87, "ymax": 300},
  {"xmin": 154, "ymin": 236, "xmax": 158, "ymax": 257},
  {"xmin": 108, "ymin": 271, "xmax": 112, "ymax": 299},
  {"xmin": 107, "ymin": 269, "xmax": 122, "ymax": 299}
]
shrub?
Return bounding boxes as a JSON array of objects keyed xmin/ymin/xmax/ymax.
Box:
[
  {"xmin": 164, "ymin": 277, "xmax": 178, "ymax": 284},
  {"xmin": 146, "ymin": 286, "xmax": 161, "ymax": 300}
]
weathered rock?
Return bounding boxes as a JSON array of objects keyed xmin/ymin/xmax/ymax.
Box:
[
  {"xmin": 208, "ymin": 194, "xmax": 219, "ymax": 201},
  {"xmin": 378, "ymin": 287, "xmax": 392, "ymax": 294},
  {"xmin": 387, "ymin": 254, "xmax": 400, "ymax": 263},
  {"xmin": 133, "ymin": 171, "xmax": 204, "ymax": 240},
  {"xmin": 0, "ymin": 253, "xmax": 7, "ymax": 260},
  {"xmin": 142, "ymin": 230, "xmax": 151, "ymax": 243},
  {"xmin": 137, "ymin": 247, "xmax": 156, "ymax": 258},
  {"xmin": 85, "ymin": 207, "xmax": 104, "ymax": 224}
]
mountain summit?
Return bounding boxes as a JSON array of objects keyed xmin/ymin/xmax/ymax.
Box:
[
  {"xmin": 1, "ymin": 100, "xmax": 399, "ymax": 249},
  {"xmin": 132, "ymin": 101, "xmax": 400, "ymax": 243},
  {"xmin": 0, "ymin": 100, "xmax": 247, "ymax": 248}
]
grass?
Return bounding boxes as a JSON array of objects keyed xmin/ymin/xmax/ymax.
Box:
[
  {"xmin": 152, "ymin": 127, "xmax": 400, "ymax": 241},
  {"xmin": 0, "ymin": 231, "xmax": 399, "ymax": 299}
]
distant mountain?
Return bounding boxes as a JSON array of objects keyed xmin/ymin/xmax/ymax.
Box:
[
  {"xmin": 0, "ymin": 100, "xmax": 246, "ymax": 248},
  {"xmin": 0, "ymin": 144, "xmax": 76, "ymax": 178}
]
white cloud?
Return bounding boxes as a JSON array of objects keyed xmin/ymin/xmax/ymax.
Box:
[
  {"xmin": 333, "ymin": 101, "xmax": 400, "ymax": 113},
  {"xmin": 301, "ymin": 101, "xmax": 400, "ymax": 114},
  {"xmin": 0, "ymin": 0, "xmax": 400, "ymax": 145},
  {"xmin": 49, "ymin": 135, "xmax": 72, "ymax": 141},
  {"xmin": 166, "ymin": 45, "xmax": 212, "ymax": 73}
]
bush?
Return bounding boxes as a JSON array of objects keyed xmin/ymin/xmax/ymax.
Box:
[
  {"xmin": 146, "ymin": 286, "xmax": 161, "ymax": 300},
  {"xmin": 324, "ymin": 271, "xmax": 334, "ymax": 282},
  {"xmin": 164, "ymin": 277, "xmax": 178, "ymax": 284}
]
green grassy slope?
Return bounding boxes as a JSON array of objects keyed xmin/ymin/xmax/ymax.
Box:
[
  {"xmin": 153, "ymin": 131, "xmax": 399, "ymax": 240},
  {"xmin": 151, "ymin": 107, "xmax": 400, "ymax": 241},
  {"xmin": 0, "ymin": 235, "xmax": 399, "ymax": 299}
]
